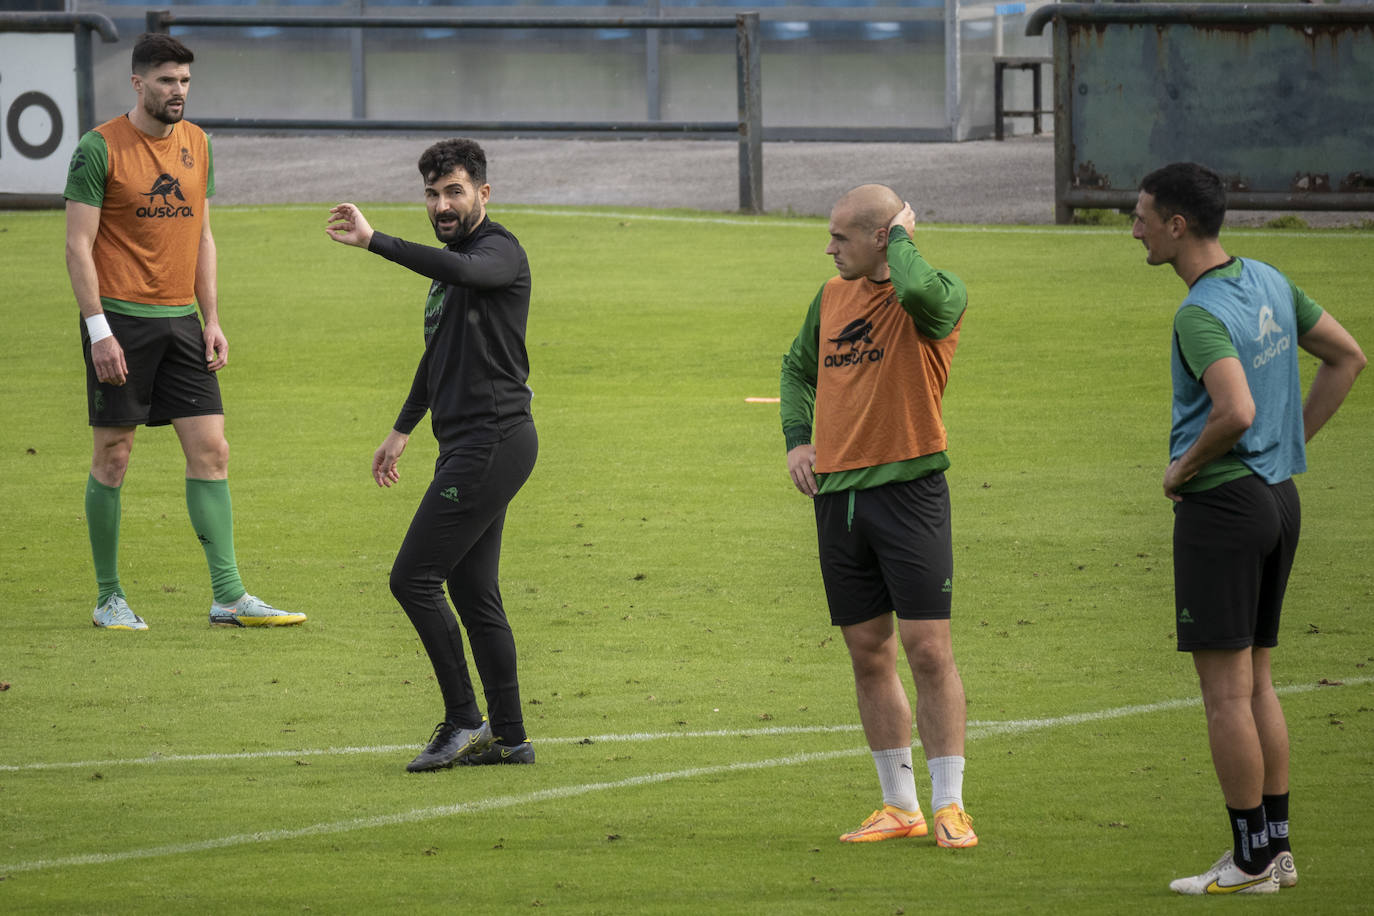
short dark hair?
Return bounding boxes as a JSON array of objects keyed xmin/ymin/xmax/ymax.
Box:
[
  {"xmin": 1139, "ymin": 162, "xmax": 1227, "ymax": 239},
  {"xmin": 418, "ymin": 138, "xmax": 488, "ymax": 187},
  {"xmin": 132, "ymin": 33, "xmax": 194, "ymax": 75}
]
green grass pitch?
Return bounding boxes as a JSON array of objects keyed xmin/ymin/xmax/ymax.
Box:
[{"xmin": 1, "ymin": 202, "xmax": 1371, "ymax": 913}]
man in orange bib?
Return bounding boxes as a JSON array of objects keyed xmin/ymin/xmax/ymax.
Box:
[
  {"xmin": 780, "ymin": 185, "xmax": 974, "ymax": 847},
  {"xmin": 64, "ymin": 33, "xmax": 305, "ymax": 631}
]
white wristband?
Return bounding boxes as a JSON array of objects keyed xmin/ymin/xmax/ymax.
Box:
[{"xmin": 85, "ymin": 313, "xmax": 113, "ymax": 344}]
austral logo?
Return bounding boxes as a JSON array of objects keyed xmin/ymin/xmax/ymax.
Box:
[
  {"xmin": 824, "ymin": 318, "xmax": 884, "ymax": 368},
  {"xmin": 1251, "ymin": 304, "xmax": 1290, "ymax": 369},
  {"xmin": 137, "ymin": 173, "xmax": 193, "ymax": 218}
]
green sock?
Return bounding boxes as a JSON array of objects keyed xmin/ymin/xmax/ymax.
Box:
[
  {"xmin": 85, "ymin": 474, "xmax": 124, "ymax": 604},
  {"xmin": 185, "ymin": 477, "xmax": 245, "ymax": 605}
]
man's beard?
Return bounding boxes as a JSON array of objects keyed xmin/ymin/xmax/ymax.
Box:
[
  {"xmin": 148, "ymin": 99, "xmax": 184, "ymax": 126},
  {"xmin": 432, "ymin": 208, "xmax": 482, "ymax": 244}
]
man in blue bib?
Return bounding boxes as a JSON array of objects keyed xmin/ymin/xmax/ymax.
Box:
[{"xmin": 1131, "ymin": 162, "xmax": 1365, "ymax": 895}]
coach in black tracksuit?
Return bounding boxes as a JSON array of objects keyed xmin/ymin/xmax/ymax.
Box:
[{"xmin": 326, "ymin": 138, "xmax": 538, "ymax": 772}]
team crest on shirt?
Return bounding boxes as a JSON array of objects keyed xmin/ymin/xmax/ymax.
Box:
[{"xmin": 181, "ymin": 147, "xmax": 194, "ymax": 169}]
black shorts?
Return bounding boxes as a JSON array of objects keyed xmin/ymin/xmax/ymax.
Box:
[
  {"xmin": 1173, "ymin": 475, "xmax": 1301, "ymax": 652},
  {"xmin": 814, "ymin": 472, "xmax": 953, "ymax": 627},
  {"xmin": 82, "ymin": 311, "xmax": 223, "ymax": 427}
]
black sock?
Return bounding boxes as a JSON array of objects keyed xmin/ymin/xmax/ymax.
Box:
[
  {"xmin": 1263, "ymin": 793, "xmax": 1291, "ymax": 854},
  {"xmin": 492, "ymin": 725, "xmax": 528, "ymax": 746},
  {"xmin": 1227, "ymin": 804, "xmax": 1273, "ymax": 874},
  {"xmin": 443, "ymin": 713, "xmax": 484, "ymax": 731}
]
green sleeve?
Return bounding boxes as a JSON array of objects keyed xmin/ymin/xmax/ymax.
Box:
[
  {"xmin": 63, "ymin": 131, "xmax": 108, "ymax": 207},
  {"xmin": 206, "ymin": 132, "xmax": 215, "ymax": 199},
  {"xmin": 1174, "ymin": 305, "xmax": 1236, "ymax": 379},
  {"xmin": 1289, "ymin": 279, "xmax": 1323, "ymax": 334},
  {"xmin": 886, "ymin": 226, "xmax": 967, "ymax": 340},
  {"xmin": 779, "ymin": 287, "xmax": 822, "ymax": 450}
]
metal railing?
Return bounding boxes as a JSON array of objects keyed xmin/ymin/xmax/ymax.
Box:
[{"xmin": 145, "ymin": 8, "xmax": 764, "ymax": 211}]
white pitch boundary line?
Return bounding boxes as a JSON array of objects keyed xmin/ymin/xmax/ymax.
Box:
[
  {"xmin": 4, "ymin": 676, "xmax": 1367, "ymax": 775},
  {"xmin": 512, "ymin": 210, "xmax": 1374, "ymax": 241},
  {"xmin": 0, "ymin": 749, "xmax": 859, "ymax": 875},
  {"xmin": 2, "ymin": 677, "xmax": 1367, "ymax": 875},
  {"xmin": 250, "ymin": 202, "xmax": 1372, "ymax": 240},
  {"xmin": 0, "ymin": 724, "xmax": 865, "ymax": 774}
]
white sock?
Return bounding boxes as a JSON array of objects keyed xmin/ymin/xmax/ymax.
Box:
[
  {"xmin": 872, "ymin": 747, "xmax": 920, "ymax": 813},
  {"xmin": 927, "ymin": 755, "xmax": 965, "ymax": 811}
]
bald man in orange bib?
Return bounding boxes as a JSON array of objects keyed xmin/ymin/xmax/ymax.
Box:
[{"xmin": 780, "ymin": 185, "xmax": 975, "ymax": 848}]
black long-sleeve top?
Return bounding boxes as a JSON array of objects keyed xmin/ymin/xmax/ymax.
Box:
[{"xmin": 368, "ymin": 216, "xmax": 533, "ymax": 452}]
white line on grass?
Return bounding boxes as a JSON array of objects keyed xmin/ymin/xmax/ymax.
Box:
[
  {"xmin": 515, "ymin": 210, "xmax": 1373, "ymax": 241},
  {"xmin": 0, "ymin": 749, "xmax": 860, "ymax": 875},
  {"xmin": 4, "ymin": 677, "xmax": 1367, "ymax": 775},
  {"xmin": 0, "ymin": 724, "xmax": 867, "ymax": 773},
  {"xmin": 243, "ymin": 203, "xmax": 1373, "ymax": 240},
  {"xmin": 2, "ymin": 676, "xmax": 1367, "ymax": 875}
]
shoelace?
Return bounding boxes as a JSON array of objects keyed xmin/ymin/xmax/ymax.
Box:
[
  {"xmin": 105, "ymin": 601, "xmax": 136, "ymax": 622},
  {"xmin": 936, "ymin": 807, "xmax": 971, "ymax": 828},
  {"xmin": 423, "ymin": 722, "xmax": 457, "ymax": 751},
  {"xmin": 860, "ymin": 810, "xmax": 905, "ymax": 829}
]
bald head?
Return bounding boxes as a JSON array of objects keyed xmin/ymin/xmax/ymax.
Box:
[
  {"xmin": 833, "ymin": 184, "xmax": 903, "ymax": 234},
  {"xmin": 825, "ymin": 184, "xmax": 903, "ymax": 282}
]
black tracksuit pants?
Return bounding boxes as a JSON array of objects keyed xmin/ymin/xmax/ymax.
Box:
[{"xmin": 390, "ymin": 421, "xmax": 538, "ymax": 744}]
